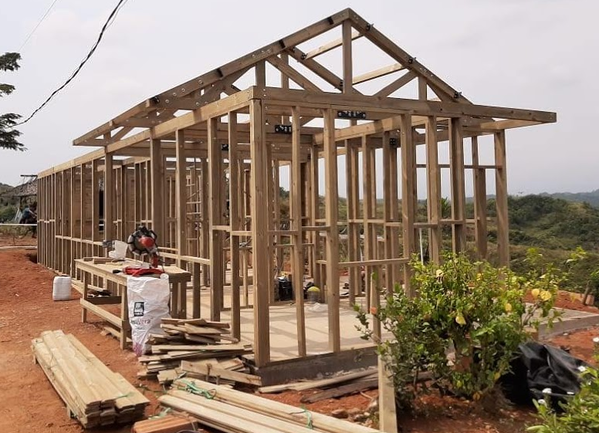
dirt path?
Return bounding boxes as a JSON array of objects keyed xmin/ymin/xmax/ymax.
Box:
[{"xmin": 0, "ymin": 249, "xmax": 161, "ymax": 433}]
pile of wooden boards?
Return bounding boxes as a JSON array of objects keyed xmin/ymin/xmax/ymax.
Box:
[
  {"xmin": 159, "ymin": 378, "xmax": 381, "ymax": 433},
  {"xmin": 258, "ymin": 368, "xmax": 378, "ymax": 403},
  {"xmin": 138, "ymin": 318, "xmax": 257, "ymax": 386},
  {"xmin": 132, "ymin": 414, "xmax": 202, "ymax": 433},
  {"xmin": 32, "ymin": 330, "xmax": 149, "ymax": 428}
]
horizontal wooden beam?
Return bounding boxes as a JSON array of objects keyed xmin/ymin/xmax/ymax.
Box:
[
  {"xmin": 353, "ymin": 63, "xmax": 404, "ymax": 85},
  {"xmin": 305, "ymin": 29, "xmax": 362, "ymax": 60},
  {"xmin": 261, "ymin": 87, "xmax": 557, "ymax": 123}
]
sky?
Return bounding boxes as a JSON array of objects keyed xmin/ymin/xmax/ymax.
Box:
[{"xmin": 0, "ymin": 0, "xmax": 597, "ymax": 196}]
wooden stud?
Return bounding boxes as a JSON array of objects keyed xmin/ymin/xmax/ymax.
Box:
[
  {"xmin": 400, "ymin": 114, "xmax": 416, "ymax": 297},
  {"xmin": 449, "ymin": 118, "xmax": 466, "ymax": 253},
  {"xmin": 323, "ymin": 109, "xmax": 340, "ymax": 353},
  {"xmin": 472, "ymin": 136, "xmax": 488, "ymax": 259},
  {"xmin": 291, "ymin": 107, "xmax": 307, "ymax": 357},
  {"xmin": 426, "ymin": 116, "xmax": 442, "ymax": 264},
  {"xmin": 494, "ymin": 130, "xmax": 509, "ymax": 266},
  {"xmin": 250, "ymin": 100, "xmax": 271, "ymax": 366}
]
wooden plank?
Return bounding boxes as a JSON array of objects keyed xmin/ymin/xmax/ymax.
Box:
[
  {"xmin": 176, "ymin": 378, "xmax": 380, "ymax": 433},
  {"xmin": 161, "ymin": 392, "xmax": 299, "ymax": 433},
  {"xmin": 300, "ymin": 377, "xmax": 378, "ymax": 403},
  {"xmin": 259, "ymin": 368, "xmax": 376, "ymax": 393},
  {"xmin": 353, "ymin": 63, "xmax": 404, "ymax": 86},
  {"xmin": 305, "ymin": 28, "xmax": 362, "ymax": 60},
  {"xmin": 180, "ymin": 360, "xmax": 262, "ymax": 386}
]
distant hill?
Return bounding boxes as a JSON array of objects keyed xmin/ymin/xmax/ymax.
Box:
[
  {"xmin": 540, "ymin": 190, "xmax": 599, "ymax": 208},
  {"xmin": 504, "ymin": 195, "xmax": 599, "ymax": 251}
]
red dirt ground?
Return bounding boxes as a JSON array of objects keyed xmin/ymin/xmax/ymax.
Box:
[{"xmin": 1, "ymin": 244, "xmax": 598, "ymax": 433}]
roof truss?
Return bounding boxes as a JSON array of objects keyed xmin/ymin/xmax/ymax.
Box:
[{"xmin": 74, "ymin": 8, "xmax": 491, "ymax": 147}]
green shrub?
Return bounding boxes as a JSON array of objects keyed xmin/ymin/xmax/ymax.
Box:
[
  {"xmin": 357, "ymin": 251, "xmax": 567, "ymax": 410},
  {"xmin": 528, "ymin": 364, "xmax": 599, "ymax": 433}
]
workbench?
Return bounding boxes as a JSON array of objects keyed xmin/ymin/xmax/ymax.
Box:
[{"xmin": 76, "ymin": 257, "xmax": 192, "ymax": 349}]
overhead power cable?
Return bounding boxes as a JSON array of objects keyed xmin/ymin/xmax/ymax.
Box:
[
  {"xmin": 18, "ymin": 0, "xmax": 61, "ymax": 52},
  {"xmin": 16, "ymin": 0, "xmax": 129, "ymax": 126}
]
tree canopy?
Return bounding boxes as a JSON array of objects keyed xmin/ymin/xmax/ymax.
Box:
[{"xmin": 0, "ymin": 52, "xmax": 24, "ymax": 151}]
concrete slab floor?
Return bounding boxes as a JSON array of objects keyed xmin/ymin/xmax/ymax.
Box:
[{"xmin": 185, "ymin": 288, "xmax": 599, "ymax": 361}]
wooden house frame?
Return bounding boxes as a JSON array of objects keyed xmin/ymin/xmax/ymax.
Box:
[{"xmin": 37, "ymin": 9, "xmax": 556, "ymax": 368}]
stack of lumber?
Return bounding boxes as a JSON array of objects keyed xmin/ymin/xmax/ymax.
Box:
[
  {"xmin": 132, "ymin": 414, "xmax": 201, "ymax": 433},
  {"xmin": 158, "ymin": 378, "xmax": 380, "ymax": 433},
  {"xmin": 138, "ymin": 318, "xmax": 255, "ymax": 385},
  {"xmin": 32, "ymin": 330, "xmax": 149, "ymax": 428}
]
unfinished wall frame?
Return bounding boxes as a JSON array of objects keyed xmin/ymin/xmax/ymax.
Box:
[{"xmin": 37, "ymin": 8, "xmax": 555, "ymax": 368}]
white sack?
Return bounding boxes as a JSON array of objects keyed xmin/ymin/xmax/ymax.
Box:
[{"xmin": 127, "ymin": 274, "xmax": 170, "ymax": 356}]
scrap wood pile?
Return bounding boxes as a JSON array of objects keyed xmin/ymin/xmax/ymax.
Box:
[
  {"xmin": 139, "ymin": 317, "xmax": 259, "ymax": 386},
  {"xmin": 159, "ymin": 378, "xmax": 381, "ymax": 433},
  {"xmin": 258, "ymin": 367, "xmax": 378, "ymax": 404},
  {"xmin": 32, "ymin": 330, "xmax": 149, "ymax": 428}
]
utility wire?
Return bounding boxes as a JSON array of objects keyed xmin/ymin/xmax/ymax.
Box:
[
  {"xmin": 18, "ymin": 0, "xmax": 61, "ymax": 52},
  {"xmin": 16, "ymin": 0, "xmax": 129, "ymax": 126}
]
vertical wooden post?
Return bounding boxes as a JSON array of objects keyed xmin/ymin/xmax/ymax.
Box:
[
  {"xmin": 150, "ymin": 138, "xmax": 164, "ymax": 237},
  {"xmin": 291, "ymin": 107, "xmax": 307, "ymax": 357},
  {"xmin": 208, "ymin": 118, "xmax": 224, "ymax": 321},
  {"xmin": 309, "ymin": 145, "xmax": 321, "ymax": 291},
  {"xmin": 345, "ymin": 139, "xmax": 360, "ymax": 303},
  {"xmin": 342, "ymin": 20, "xmax": 353, "ymax": 94},
  {"xmin": 175, "ymin": 130, "xmax": 187, "ymax": 318},
  {"xmin": 426, "ymin": 116, "xmax": 442, "ymax": 264},
  {"xmin": 175, "ymin": 130, "xmax": 187, "ymax": 259},
  {"xmin": 400, "ymin": 114, "xmax": 416, "ymax": 297},
  {"xmin": 250, "ymin": 99, "xmax": 271, "ymax": 366},
  {"xmin": 229, "ymin": 112, "xmax": 241, "ymax": 339},
  {"xmin": 382, "ymin": 131, "xmax": 397, "ymax": 293},
  {"xmin": 472, "ymin": 136, "xmax": 488, "ymax": 260},
  {"xmin": 104, "ymin": 154, "xmax": 114, "ymax": 242},
  {"xmin": 494, "ymin": 130, "xmax": 509, "ymax": 266},
  {"xmin": 323, "ymin": 109, "xmax": 340, "ymax": 353},
  {"xmin": 255, "ymin": 61, "xmax": 266, "ymax": 88},
  {"xmin": 200, "ymin": 158, "xmax": 209, "ymax": 287},
  {"xmin": 449, "ymin": 118, "xmax": 466, "ymax": 253},
  {"xmin": 362, "ymin": 134, "xmax": 375, "ymax": 309}
]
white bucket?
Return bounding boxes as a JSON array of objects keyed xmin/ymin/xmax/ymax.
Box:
[{"xmin": 52, "ymin": 275, "xmax": 72, "ymax": 301}]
